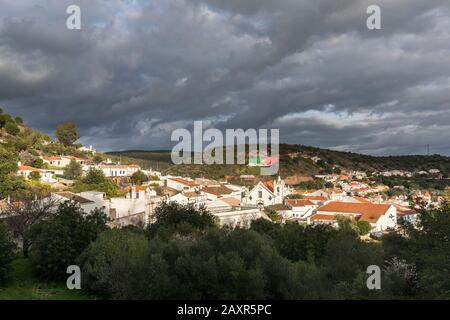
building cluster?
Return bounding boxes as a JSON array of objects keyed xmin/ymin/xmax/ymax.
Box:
[{"xmin": 9, "ymin": 147, "xmax": 447, "ymax": 235}]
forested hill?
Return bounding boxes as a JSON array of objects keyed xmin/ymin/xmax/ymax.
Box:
[
  {"xmin": 1, "ymin": 105, "xmax": 448, "ymax": 181},
  {"xmin": 107, "ymin": 144, "xmax": 450, "ymax": 179}
]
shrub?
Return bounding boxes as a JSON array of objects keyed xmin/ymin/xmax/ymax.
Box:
[
  {"xmin": 80, "ymin": 229, "xmax": 149, "ymax": 298},
  {"xmin": 5, "ymin": 122, "xmax": 20, "ymax": 135},
  {"xmin": 64, "ymin": 160, "xmax": 82, "ymax": 180},
  {"xmin": 355, "ymin": 220, "xmax": 372, "ymax": 236},
  {"xmin": 0, "ymin": 223, "xmax": 16, "ymax": 286},
  {"xmin": 146, "ymin": 202, "xmax": 218, "ymax": 239},
  {"xmin": 29, "ymin": 202, "xmax": 108, "ymax": 280},
  {"xmin": 130, "ymin": 170, "xmax": 148, "ymax": 185},
  {"xmin": 28, "ymin": 171, "xmax": 41, "ymax": 181}
]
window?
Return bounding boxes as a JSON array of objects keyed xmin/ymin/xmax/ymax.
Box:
[
  {"xmin": 258, "ymin": 191, "xmax": 263, "ymax": 198},
  {"xmin": 135, "ymin": 192, "xmax": 139, "ymax": 199},
  {"xmin": 277, "ymin": 187, "xmax": 280, "ymax": 193}
]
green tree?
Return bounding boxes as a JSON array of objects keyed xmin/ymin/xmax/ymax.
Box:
[
  {"xmin": 0, "ymin": 147, "xmax": 18, "ymax": 176},
  {"xmin": 383, "ymin": 202, "xmax": 450, "ymax": 298},
  {"xmin": 29, "ymin": 202, "xmax": 108, "ymax": 280},
  {"xmin": 3, "ymin": 195, "xmax": 57, "ymax": 257},
  {"xmin": 0, "ymin": 222, "xmax": 16, "ymax": 286},
  {"xmin": 55, "ymin": 121, "xmax": 80, "ymax": 146},
  {"xmin": 28, "ymin": 171, "xmax": 41, "ymax": 181},
  {"xmin": 81, "ymin": 227, "xmax": 314, "ymax": 299},
  {"xmin": 5, "ymin": 122, "xmax": 20, "ymax": 135},
  {"xmin": 0, "ymin": 114, "xmax": 13, "ymax": 128},
  {"xmin": 64, "ymin": 160, "xmax": 83, "ymax": 180},
  {"xmin": 285, "ymin": 194, "xmax": 303, "ymax": 199},
  {"xmin": 130, "ymin": 170, "xmax": 149, "ymax": 185},
  {"xmin": 0, "ymin": 175, "xmax": 27, "ymax": 199},
  {"xmin": 0, "ymin": 147, "xmax": 26, "ymax": 198},
  {"xmin": 355, "ymin": 221, "xmax": 372, "ymax": 236},
  {"xmin": 83, "ymin": 168, "xmax": 106, "ymax": 184},
  {"xmin": 146, "ymin": 202, "xmax": 218, "ymax": 239},
  {"xmin": 80, "ymin": 229, "xmax": 150, "ymax": 299},
  {"xmin": 73, "ymin": 168, "xmax": 119, "ymax": 197}
]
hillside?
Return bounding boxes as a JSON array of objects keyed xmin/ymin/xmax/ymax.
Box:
[
  {"xmin": 108, "ymin": 144, "xmax": 450, "ymax": 179},
  {"xmin": 1, "ymin": 106, "xmax": 449, "ymax": 184}
]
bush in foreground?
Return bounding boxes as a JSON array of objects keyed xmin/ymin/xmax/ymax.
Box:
[
  {"xmin": 29, "ymin": 202, "xmax": 108, "ymax": 280},
  {"xmin": 0, "ymin": 222, "xmax": 16, "ymax": 286}
]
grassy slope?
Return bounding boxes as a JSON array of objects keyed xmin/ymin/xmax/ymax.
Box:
[{"xmin": 0, "ymin": 258, "xmax": 97, "ymax": 300}]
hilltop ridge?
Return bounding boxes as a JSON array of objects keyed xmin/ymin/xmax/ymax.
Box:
[{"xmin": 108, "ymin": 145, "xmax": 450, "ymax": 179}]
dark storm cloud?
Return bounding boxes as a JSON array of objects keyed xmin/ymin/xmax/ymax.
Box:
[{"xmin": 0, "ymin": 0, "xmax": 449, "ymax": 155}]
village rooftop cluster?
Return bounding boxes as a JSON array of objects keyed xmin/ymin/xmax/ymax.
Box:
[{"xmin": 5, "ymin": 145, "xmax": 447, "ymax": 235}]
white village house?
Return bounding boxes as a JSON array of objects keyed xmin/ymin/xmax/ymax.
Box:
[
  {"xmin": 96, "ymin": 164, "xmax": 141, "ymax": 177},
  {"xmin": 311, "ymin": 202, "xmax": 397, "ymax": 232},
  {"xmin": 165, "ymin": 177, "xmax": 199, "ymax": 192},
  {"xmin": 285, "ymin": 199, "xmax": 317, "ymax": 219},
  {"xmin": 17, "ymin": 162, "xmax": 57, "ymax": 183},
  {"xmin": 41, "ymin": 156, "xmax": 87, "ymax": 168},
  {"xmin": 168, "ymin": 191, "xmax": 208, "ymax": 208}
]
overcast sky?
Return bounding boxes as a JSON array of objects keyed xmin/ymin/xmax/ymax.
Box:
[{"xmin": 1, "ymin": 0, "xmax": 449, "ymax": 155}]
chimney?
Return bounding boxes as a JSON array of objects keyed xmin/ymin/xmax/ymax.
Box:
[
  {"xmin": 7, "ymin": 195, "xmax": 10, "ymax": 204},
  {"xmin": 17, "ymin": 161, "xmax": 22, "ymax": 167}
]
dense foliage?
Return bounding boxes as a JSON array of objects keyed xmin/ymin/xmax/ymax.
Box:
[
  {"xmin": 72, "ymin": 168, "xmax": 119, "ymax": 197},
  {"xmin": 130, "ymin": 170, "xmax": 149, "ymax": 185},
  {"xmin": 373, "ymin": 175, "xmax": 449, "ymax": 191},
  {"xmin": 383, "ymin": 202, "xmax": 450, "ymax": 298},
  {"xmin": 64, "ymin": 160, "xmax": 83, "ymax": 180},
  {"xmin": 29, "ymin": 202, "xmax": 108, "ymax": 280},
  {"xmin": 146, "ymin": 202, "xmax": 218, "ymax": 239},
  {"xmin": 1, "ymin": 198, "xmax": 449, "ymax": 299},
  {"xmin": 76, "ymin": 203, "xmax": 450, "ymax": 299},
  {"xmin": 0, "ymin": 222, "xmax": 16, "ymax": 286}
]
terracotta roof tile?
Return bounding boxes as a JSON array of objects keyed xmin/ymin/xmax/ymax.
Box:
[
  {"xmin": 169, "ymin": 178, "xmax": 198, "ymax": 187},
  {"xmin": 286, "ymin": 199, "xmax": 315, "ymax": 207}
]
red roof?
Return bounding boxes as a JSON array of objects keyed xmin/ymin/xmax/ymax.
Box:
[
  {"xmin": 202, "ymin": 186, "xmax": 233, "ymax": 196},
  {"xmin": 169, "ymin": 178, "xmax": 197, "ymax": 187},
  {"xmin": 286, "ymin": 199, "xmax": 315, "ymax": 207},
  {"xmin": 18, "ymin": 166, "xmax": 41, "ymax": 172},
  {"xmin": 121, "ymin": 185, "xmax": 149, "ymax": 193},
  {"xmin": 317, "ymin": 202, "xmax": 392, "ymax": 223},
  {"xmin": 263, "ymin": 181, "xmax": 274, "ymax": 193},
  {"xmin": 310, "ymin": 214, "xmax": 338, "ymax": 221}
]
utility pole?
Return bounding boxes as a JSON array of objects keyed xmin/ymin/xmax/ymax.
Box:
[{"xmin": 427, "ymin": 144, "xmax": 430, "ymax": 156}]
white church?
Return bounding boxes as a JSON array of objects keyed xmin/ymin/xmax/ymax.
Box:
[{"xmin": 243, "ymin": 176, "xmax": 293, "ymax": 207}]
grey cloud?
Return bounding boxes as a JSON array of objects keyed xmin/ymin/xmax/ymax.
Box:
[{"xmin": 0, "ymin": 0, "xmax": 449, "ymax": 155}]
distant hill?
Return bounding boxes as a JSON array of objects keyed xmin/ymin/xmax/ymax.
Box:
[
  {"xmin": 105, "ymin": 150, "xmax": 175, "ymax": 171},
  {"xmin": 1, "ymin": 105, "xmax": 448, "ymax": 181},
  {"xmin": 107, "ymin": 144, "xmax": 450, "ymax": 179}
]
